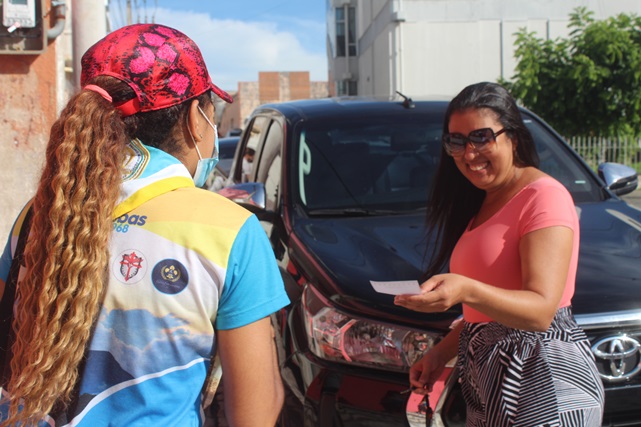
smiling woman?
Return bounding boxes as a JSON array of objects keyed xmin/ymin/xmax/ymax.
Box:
[{"xmin": 395, "ymin": 82, "xmax": 605, "ymax": 426}]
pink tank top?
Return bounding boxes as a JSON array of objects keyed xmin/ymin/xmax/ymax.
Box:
[{"xmin": 451, "ymin": 177, "xmax": 579, "ymax": 323}]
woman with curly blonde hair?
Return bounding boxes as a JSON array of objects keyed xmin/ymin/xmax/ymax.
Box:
[{"xmin": 0, "ymin": 24, "xmax": 288, "ymax": 427}]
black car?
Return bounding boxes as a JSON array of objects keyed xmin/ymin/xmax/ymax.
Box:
[{"xmin": 217, "ymin": 97, "xmax": 641, "ymax": 426}]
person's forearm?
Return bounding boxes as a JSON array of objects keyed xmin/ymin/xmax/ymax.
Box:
[
  {"xmin": 219, "ymin": 318, "xmax": 285, "ymax": 426},
  {"xmin": 464, "ymin": 280, "xmax": 559, "ymax": 331},
  {"xmin": 226, "ymin": 344, "xmax": 283, "ymax": 426},
  {"xmin": 270, "ymin": 324, "xmax": 285, "ymax": 419}
]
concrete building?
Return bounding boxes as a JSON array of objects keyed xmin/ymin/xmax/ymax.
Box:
[
  {"xmin": 0, "ymin": 0, "xmax": 106, "ymax": 245},
  {"xmin": 217, "ymin": 71, "xmax": 329, "ymax": 137},
  {"xmin": 326, "ymin": 0, "xmax": 641, "ymax": 99},
  {"xmin": 0, "ymin": 0, "xmax": 73, "ymax": 246}
]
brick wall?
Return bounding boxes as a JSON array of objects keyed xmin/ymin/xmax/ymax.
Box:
[
  {"xmin": 259, "ymin": 72, "xmax": 280, "ymax": 104},
  {"xmin": 288, "ymin": 71, "xmax": 311, "ymax": 100}
]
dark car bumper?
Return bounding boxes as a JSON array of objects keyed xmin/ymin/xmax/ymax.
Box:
[
  {"xmin": 282, "ymin": 302, "xmax": 416, "ymax": 427},
  {"xmin": 578, "ymin": 311, "xmax": 641, "ymax": 427},
  {"xmin": 600, "ymin": 385, "xmax": 641, "ymax": 426},
  {"xmin": 300, "ymin": 371, "xmax": 412, "ymax": 427},
  {"xmin": 282, "ymin": 302, "xmax": 641, "ymax": 427}
]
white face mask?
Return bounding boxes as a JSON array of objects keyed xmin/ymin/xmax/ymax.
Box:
[{"xmin": 188, "ymin": 106, "xmax": 219, "ymax": 187}]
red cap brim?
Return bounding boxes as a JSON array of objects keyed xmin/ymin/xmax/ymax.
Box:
[{"xmin": 212, "ymin": 83, "xmax": 233, "ymax": 104}]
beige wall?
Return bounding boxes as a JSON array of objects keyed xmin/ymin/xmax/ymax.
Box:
[
  {"xmin": 311, "ymin": 81, "xmax": 330, "ymax": 99},
  {"xmin": 0, "ymin": 42, "xmax": 59, "ymax": 246},
  {"xmin": 239, "ymin": 81, "xmax": 260, "ymax": 129},
  {"xmin": 216, "ymin": 92, "xmax": 240, "ymax": 137}
]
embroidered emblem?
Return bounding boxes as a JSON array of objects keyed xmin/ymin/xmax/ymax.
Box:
[
  {"xmin": 120, "ymin": 252, "xmax": 144, "ymax": 281},
  {"xmin": 152, "ymin": 259, "xmax": 189, "ymax": 294},
  {"xmin": 112, "ymin": 249, "xmax": 148, "ymax": 284},
  {"xmin": 121, "ymin": 139, "xmax": 149, "ymax": 181}
]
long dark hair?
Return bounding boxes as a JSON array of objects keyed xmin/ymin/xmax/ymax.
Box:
[{"xmin": 423, "ymin": 82, "xmax": 539, "ymax": 279}]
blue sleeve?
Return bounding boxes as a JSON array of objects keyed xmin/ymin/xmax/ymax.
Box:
[
  {"xmin": 216, "ymin": 215, "xmax": 290, "ymax": 330},
  {"xmin": 0, "ymin": 202, "xmax": 34, "ymax": 282},
  {"xmin": 0, "ymin": 207, "xmax": 27, "ymax": 282},
  {"xmin": 0, "ymin": 234, "xmax": 12, "ymax": 283}
]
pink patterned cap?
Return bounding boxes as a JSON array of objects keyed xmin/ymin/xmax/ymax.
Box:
[{"xmin": 81, "ymin": 24, "xmax": 232, "ymax": 116}]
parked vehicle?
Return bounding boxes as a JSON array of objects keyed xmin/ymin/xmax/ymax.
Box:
[
  {"xmin": 216, "ymin": 97, "xmax": 641, "ymax": 426},
  {"xmin": 206, "ymin": 136, "xmax": 240, "ymax": 191},
  {"xmin": 225, "ymin": 127, "xmax": 243, "ymax": 137}
]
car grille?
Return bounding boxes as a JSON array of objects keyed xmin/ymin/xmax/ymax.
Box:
[
  {"xmin": 568, "ymin": 314, "xmax": 641, "ymax": 426},
  {"xmin": 576, "ymin": 310, "xmax": 641, "ymax": 387},
  {"xmin": 587, "ymin": 330, "xmax": 641, "ymax": 385}
]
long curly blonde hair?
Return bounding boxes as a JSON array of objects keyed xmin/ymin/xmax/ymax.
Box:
[{"xmin": 2, "ymin": 80, "xmax": 128, "ymax": 425}]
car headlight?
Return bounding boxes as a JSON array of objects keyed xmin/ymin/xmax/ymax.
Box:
[{"xmin": 302, "ymin": 285, "xmax": 442, "ymax": 372}]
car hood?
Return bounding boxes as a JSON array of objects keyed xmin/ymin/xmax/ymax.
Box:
[
  {"xmin": 291, "ymin": 200, "xmax": 641, "ymax": 326},
  {"xmin": 573, "ymin": 200, "xmax": 641, "ymax": 314},
  {"xmin": 292, "ymin": 211, "xmax": 456, "ymax": 328}
]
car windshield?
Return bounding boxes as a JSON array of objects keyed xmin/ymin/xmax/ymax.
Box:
[
  {"xmin": 295, "ymin": 111, "xmax": 603, "ymax": 215},
  {"xmin": 522, "ymin": 113, "xmax": 602, "ymax": 203}
]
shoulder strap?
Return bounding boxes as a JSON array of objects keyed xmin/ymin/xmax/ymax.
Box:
[{"xmin": 0, "ymin": 206, "xmax": 33, "ymax": 386}]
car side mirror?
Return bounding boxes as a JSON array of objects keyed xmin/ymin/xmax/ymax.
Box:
[
  {"xmin": 217, "ymin": 182, "xmax": 276, "ymax": 222},
  {"xmin": 598, "ymin": 162, "xmax": 639, "ymax": 196}
]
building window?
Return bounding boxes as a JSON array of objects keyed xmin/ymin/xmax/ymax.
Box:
[
  {"xmin": 335, "ymin": 6, "xmax": 356, "ymax": 57},
  {"xmin": 336, "ymin": 80, "xmax": 357, "ymax": 96},
  {"xmin": 347, "ymin": 6, "xmax": 356, "ymax": 56}
]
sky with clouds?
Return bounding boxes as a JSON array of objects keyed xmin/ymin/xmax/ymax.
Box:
[{"xmin": 107, "ymin": 0, "xmax": 329, "ymax": 93}]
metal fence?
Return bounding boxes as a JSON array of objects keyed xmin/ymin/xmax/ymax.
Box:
[{"xmin": 566, "ymin": 136, "xmax": 641, "ymax": 172}]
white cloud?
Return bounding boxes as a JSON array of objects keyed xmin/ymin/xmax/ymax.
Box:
[{"xmin": 151, "ymin": 8, "xmax": 328, "ymax": 92}]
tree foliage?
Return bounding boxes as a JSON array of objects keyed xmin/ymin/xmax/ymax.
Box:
[{"xmin": 500, "ymin": 7, "xmax": 641, "ymax": 137}]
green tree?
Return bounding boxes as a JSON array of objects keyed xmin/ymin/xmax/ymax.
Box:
[{"xmin": 500, "ymin": 7, "xmax": 641, "ymax": 138}]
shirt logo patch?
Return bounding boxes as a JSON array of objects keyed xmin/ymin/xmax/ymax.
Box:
[
  {"xmin": 112, "ymin": 249, "xmax": 147, "ymax": 284},
  {"xmin": 122, "ymin": 139, "xmax": 150, "ymax": 181},
  {"xmin": 152, "ymin": 259, "xmax": 189, "ymax": 294}
]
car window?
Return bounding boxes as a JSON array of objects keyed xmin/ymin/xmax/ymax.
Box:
[
  {"xmin": 256, "ymin": 120, "xmax": 283, "ymax": 212},
  {"xmin": 522, "ymin": 115, "xmax": 602, "ymax": 203},
  {"xmin": 298, "ymin": 118, "xmax": 442, "ymax": 213},
  {"xmin": 235, "ymin": 116, "xmax": 269, "ymax": 183},
  {"xmin": 294, "ymin": 111, "xmax": 603, "ymax": 215}
]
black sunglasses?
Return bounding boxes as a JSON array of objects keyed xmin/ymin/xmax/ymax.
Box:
[{"xmin": 442, "ymin": 128, "xmax": 507, "ymax": 156}]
